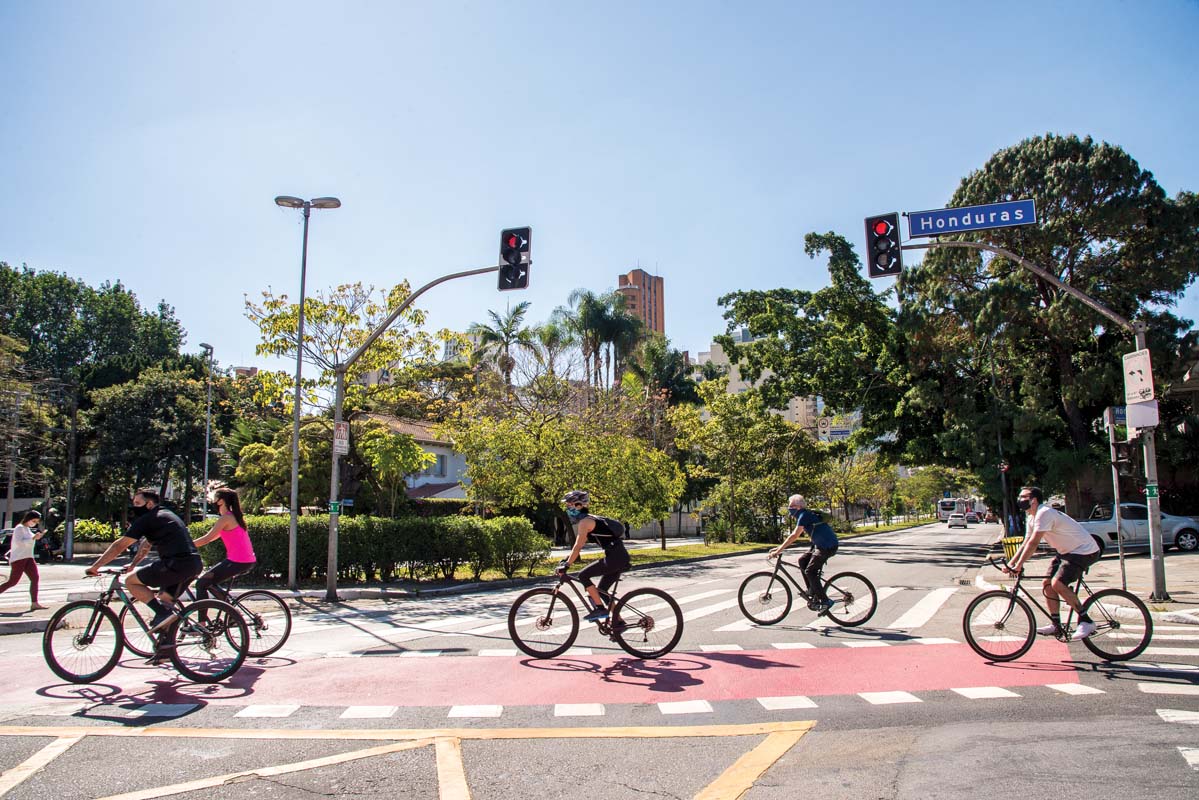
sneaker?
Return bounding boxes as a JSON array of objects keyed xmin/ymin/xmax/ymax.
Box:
[
  {"xmin": 147, "ymin": 609, "xmax": 179, "ymax": 635},
  {"xmin": 145, "ymin": 645, "xmax": 173, "ymax": 666},
  {"xmin": 1036, "ymin": 623, "xmax": 1061, "ymax": 636},
  {"xmin": 583, "ymin": 606, "xmax": 609, "ymax": 622},
  {"xmin": 1071, "ymin": 621, "xmax": 1097, "ymax": 641}
]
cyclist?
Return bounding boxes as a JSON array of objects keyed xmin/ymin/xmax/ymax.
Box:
[
  {"xmin": 769, "ymin": 494, "xmax": 838, "ymax": 612},
  {"xmin": 192, "ymin": 488, "xmax": 257, "ymax": 604},
  {"xmin": 557, "ymin": 490, "xmax": 631, "ymax": 622},
  {"xmin": 85, "ymin": 488, "xmax": 203, "ymax": 660},
  {"xmin": 1004, "ymin": 485, "xmax": 1099, "ymax": 640}
]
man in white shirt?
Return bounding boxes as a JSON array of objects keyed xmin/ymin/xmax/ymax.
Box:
[{"xmin": 1005, "ymin": 486, "xmax": 1100, "ymax": 640}]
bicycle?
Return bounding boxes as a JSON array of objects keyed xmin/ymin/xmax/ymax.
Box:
[
  {"xmin": 119, "ymin": 575, "xmax": 291, "ymax": 658},
  {"xmin": 737, "ymin": 554, "xmax": 878, "ymax": 627},
  {"xmin": 42, "ymin": 567, "xmax": 250, "ymax": 684},
  {"xmin": 962, "ymin": 557, "xmax": 1153, "ymax": 662},
  {"xmin": 508, "ymin": 572, "xmax": 684, "ymax": 659}
]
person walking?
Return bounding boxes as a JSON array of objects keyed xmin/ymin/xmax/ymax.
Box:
[{"xmin": 0, "ymin": 510, "xmax": 48, "ymax": 611}]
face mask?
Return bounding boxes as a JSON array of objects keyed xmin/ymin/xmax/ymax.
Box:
[
  {"xmin": 131, "ymin": 504, "xmax": 150, "ymax": 519},
  {"xmin": 1016, "ymin": 498, "xmax": 1031, "ymax": 511},
  {"xmin": 788, "ymin": 508, "xmax": 801, "ymax": 519},
  {"xmin": 566, "ymin": 507, "xmax": 585, "ymax": 521}
]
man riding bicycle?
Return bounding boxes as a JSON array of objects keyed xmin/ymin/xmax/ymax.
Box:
[
  {"xmin": 769, "ymin": 494, "xmax": 838, "ymax": 612},
  {"xmin": 558, "ymin": 490, "xmax": 631, "ymax": 622},
  {"xmin": 1004, "ymin": 485, "xmax": 1099, "ymax": 640}
]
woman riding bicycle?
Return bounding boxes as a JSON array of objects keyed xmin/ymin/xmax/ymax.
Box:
[
  {"xmin": 558, "ymin": 490, "xmax": 630, "ymax": 622},
  {"xmin": 192, "ymin": 488, "xmax": 256, "ymax": 603}
]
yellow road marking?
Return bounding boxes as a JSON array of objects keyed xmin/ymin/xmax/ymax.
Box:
[
  {"xmin": 693, "ymin": 729, "xmax": 809, "ymax": 800},
  {"xmin": 435, "ymin": 738, "xmax": 472, "ymax": 800},
  {"xmin": 92, "ymin": 738, "xmax": 434, "ymax": 800},
  {"xmin": 0, "ymin": 735, "xmax": 83, "ymax": 797}
]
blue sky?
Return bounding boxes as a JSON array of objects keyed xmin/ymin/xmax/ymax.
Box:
[{"xmin": 2, "ymin": 1, "xmax": 1197, "ymax": 372}]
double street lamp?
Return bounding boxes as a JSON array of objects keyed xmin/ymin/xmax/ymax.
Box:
[{"xmin": 275, "ymin": 195, "xmax": 341, "ymax": 589}]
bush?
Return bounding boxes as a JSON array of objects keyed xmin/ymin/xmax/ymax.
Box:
[
  {"xmin": 487, "ymin": 516, "xmax": 551, "ymax": 579},
  {"xmin": 72, "ymin": 519, "xmax": 122, "ymax": 542}
]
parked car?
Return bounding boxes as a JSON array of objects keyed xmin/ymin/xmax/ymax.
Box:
[
  {"xmin": 947, "ymin": 513, "xmax": 967, "ymax": 529},
  {"xmin": 1077, "ymin": 503, "xmax": 1199, "ymax": 553},
  {"xmin": 965, "ymin": 512, "xmax": 979, "ymax": 524}
]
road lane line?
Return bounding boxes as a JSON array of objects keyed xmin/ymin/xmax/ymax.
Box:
[
  {"xmin": 448, "ymin": 705, "xmax": 503, "ymax": 718},
  {"xmin": 435, "ymin": 737, "xmax": 472, "ymax": 800},
  {"xmin": 340, "ymin": 706, "xmax": 398, "ymax": 719},
  {"xmin": 860, "ymin": 691, "xmax": 922, "ymax": 705},
  {"xmin": 0, "ymin": 735, "xmax": 82, "ymax": 797},
  {"xmin": 757, "ymin": 696, "xmax": 817, "ymax": 710},
  {"xmin": 659, "ymin": 700, "xmax": 713, "ymax": 715},
  {"xmin": 1046, "ymin": 684, "xmax": 1104, "ymax": 695},
  {"xmin": 808, "ymin": 587, "xmax": 902, "ymax": 629},
  {"xmin": 1157, "ymin": 709, "xmax": 1199, "ymax": 724},
  {"xmin": 951, "ymin": 687, "xmax": 1020, "ymax": 699},
  {"xmin": 1179, "ymin": 747, "xmax": 1199, "ymax": 771},
  {"xmin": 885, "ymin": 587, "xmax": 958, "ymax": 630},
  {"xmin": 554, "ymin": 704, "xmax": 605, "ymax": 717},
  {"xmin": 1137, "ymin": 683, "xmax": 1199, "ymax": 695},
  {"xmin": 693, "ymin": 728, "xmax": 811, "ymax": 800},
  {"xmin": 234, "ymin": 705, "xmax": 300, "ymax": 718},
  {"xmin": 1143, "ymin": 647, "xmax": 1199, "ymax": 657}
]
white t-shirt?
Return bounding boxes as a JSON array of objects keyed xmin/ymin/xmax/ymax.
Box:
[
  {"xmin": 1030, "ymin": 506, "xmax": 1098, "ymax": 555},
  {"xmin": 8, "ymin": 524, "xmax": 36, "ymax": 561}
]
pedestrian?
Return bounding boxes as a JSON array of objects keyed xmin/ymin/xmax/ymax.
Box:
[{"xmin": 0, "ymin": 510, "xmax": 48, "ymax": 611}]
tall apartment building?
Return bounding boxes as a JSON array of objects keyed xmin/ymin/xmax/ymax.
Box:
[{"xmin": 616, "ymin": 268, "xmax": 664, "ymax": 336}]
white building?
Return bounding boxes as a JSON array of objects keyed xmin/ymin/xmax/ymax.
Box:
[{"xmin": 362, "ymin": 414, "xmax": 468, "ymax": 499}]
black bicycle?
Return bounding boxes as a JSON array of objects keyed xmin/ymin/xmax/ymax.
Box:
[
  {"xmin": 962, "ymin": 557, "xmax": 1153, "ymax": 662},
  {"xmin": 508, "ymin": 572, "xmax": 684, "ymax": 659},
  {"xmin": 737, "ymin": 554, "xmax": 878, "ymax": 627},
  {"xmin": 119, "ymin": 576, "xmax": 291, "ymax": 659},
  {"xmin": 43, "ymin": 568, "xmax": 249, "ymax": 683}
]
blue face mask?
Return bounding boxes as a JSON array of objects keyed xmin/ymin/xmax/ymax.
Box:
[
  {"xmin": 788, "ymin": 508, "xmax": 801, "ymax": 519},
  {"xmin": 566, "ymin": 507, "xmax": 585, "ymax": 521}
]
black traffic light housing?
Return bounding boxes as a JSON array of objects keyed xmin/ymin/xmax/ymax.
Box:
[
  {"xmin": 1113, "ymin": 440, "xmax": 1138, "ymax": 477},
  {"xmin": 865, "ymin": 213, "xmax": 903, "ymax": 278},
  {"xmin": 498, "ymin": 227, "xmax": 531, "ymax": 291}
]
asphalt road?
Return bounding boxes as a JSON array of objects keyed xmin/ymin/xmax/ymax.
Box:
[{"xmin": 0, "ymin": 521, "xmax": 1195, "ymax": 798}]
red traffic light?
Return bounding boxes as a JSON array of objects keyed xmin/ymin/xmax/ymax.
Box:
[
  {"xmin": 507, "ymin": 234, "xmax": 518, "ymax": 248},
  {"xmin": 873, "ymin": 220, "xmax": 890, "ymax": 236}
]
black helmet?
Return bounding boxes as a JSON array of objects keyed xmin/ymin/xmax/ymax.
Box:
[{"xmin": 562, "ymin": 490, "xmax": 590, "ymax": 505}]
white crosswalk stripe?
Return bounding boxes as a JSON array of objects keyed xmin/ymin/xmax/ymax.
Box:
[
  {"xmin": 807, "ymin": 586, "xmax": 902, "ymax": 629},
  {"xmin": 885, "ymin": 587, "xmax": 958, "ymax": 630},
  {"xmin": 1157, "ymin": 709, "xmax": 1199, "ymax": 725},
  {"xmin": 1138, "ymin": 683, "xmax": 1199, "ymax": 695}
]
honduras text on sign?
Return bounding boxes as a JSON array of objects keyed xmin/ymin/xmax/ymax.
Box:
[{"xmin": 907, "ymin": 199, "xmax": 1037, "ymax": 239}]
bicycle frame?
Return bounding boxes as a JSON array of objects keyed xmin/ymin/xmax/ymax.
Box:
[
  {"xmin": 765, "ymin": 556, "xmax": 820, "ymax": 604},
  {"xmin": 993, "ymin": 560, "xmax": 1092, "ymax": 636},
  {"xmin": 97, "ymin": 572, "xmax": 157, "ymax": 640}
]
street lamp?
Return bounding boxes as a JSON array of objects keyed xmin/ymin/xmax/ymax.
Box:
[
  {"xmin": 275, "ymin": 195, "xmax": 340, "ymax": 589},
  {"xmin": 199, "ymin": 343, "xmax": 214, "ymax": 519}
]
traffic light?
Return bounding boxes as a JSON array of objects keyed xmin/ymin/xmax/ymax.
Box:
[
  {"xmin": 498, "ymin": 227, "xmax": 531, "ymax": 291},
  {"xmin": 864, "ymin": 213, "xmax": 903, "ymax": 278},
  {"xmin": 1113, "ymin": 441, "xmax": 1137, "ymax": 477}
]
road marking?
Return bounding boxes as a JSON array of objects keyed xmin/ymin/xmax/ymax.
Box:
[
  {"xmin": 448, "ymin": 705, "xmax": 503, "ymax": 718},
  {"xmin": 1143, "ymin": 647, "xmax": 1199, "ymax": 657},
  {"xmin": 435, "ymin": 737, "xmax": 472, "ymax": 800},
  {"xmin": 127, "ymin": 704, "xmax": 198, "ymax": 719},
  {"xmin": 700, "ymin": 644, "xmax": 744, "ymax": 652},
  {"xmin": 1126, "ymin": 663, "xmax": 1199, "ymax": 674},
  {"xmin": 757, "ymin": 696, "xmax": 817, "ymax": 711},
  {"xmin": 401, "ymin": 650, "xmax": 443, "ymax": 658},
  {"xmin": 1179, "ymin": 747, "xmax": 1199, "ymax": 771},
  {"xmin": 886, "ymin": 587, "xmax": 958, "ymax": 630},
  {"xmin": 913, "ymin": 637, "xmax": 958, "ymax": 645},
  {"xmin": 771, "ymin": 642, "xmax": 816, "ymax": 649},
  {"xmin": 565, "ymin": 647, "xmax": 593, "ymax": 655},
  {"xmin": 0, "ymin": 735, "xmax": 82, "ymax": 796},
  {"xmin": 325, "ymin": 651, "xmax": 364, "ymax": 658},
  {"xmin": 554, "ymin": 704, "xmax": 605, "ymax": 717},
  {"xmin": 860, "ymin": 691, "xmax": 922, "ymax": 705},
  {"xmin": 477, "ymin": 649, "xmax": 518, "ymax": 657},
  {"xmin": 1046, "ymin": 684, "xmax": 1105, "ymax": 695},
  {"xmin": 340, "ymin": 706, "xmax": 398, "ymax": 719},
  {"xmin": 694, "ymin": 729, "xmax": 810, "ymax": 800},
  {"xmin": 234, "ymin": 705, "xmax": 300, "ymax": 718},
  {"xmin": 808, "ymin": 587, "xmax": 902, "ymax": 629},
  {"xmin": 951, "ymin": 687, "xmax": 1020, "ymax": 699},
  {"xmin": 1137, "ymin": 683, "xmax": 1199, "ymax": 696},
  {"xmin": 1157, "ymin": 709, "xmax": 1199, "ymax": 725},
  {"xmin": 843, "ymin": 641, "xmax": 890, "ymax": 648},
  {"xmin": 659, "ymin": 700, "xmax": 713, "ymax": 715},
  {"xmin": 713, "ymin": 620, "xmax": 754, "ymax": 632}
]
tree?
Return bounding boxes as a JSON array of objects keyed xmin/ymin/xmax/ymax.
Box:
[
  {"xmin": 358, "ymin": 423, "xmax": 435, "ymax": 516},
  {"xmin": 625, "ymin": 334, "xmax": 700, "ymax": 406},
  {"xmin": 467, "ymin": 302, "xmax": 536, "ymax": 387}
]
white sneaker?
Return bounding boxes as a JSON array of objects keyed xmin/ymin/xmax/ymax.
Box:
[
  {"xmin": 1071, "ymin": 621, "xmax": 1097, "ymax": 641},
  {"xmin": 1036, "ymin": 623, "xmax": 1060, "ymax": 636}
]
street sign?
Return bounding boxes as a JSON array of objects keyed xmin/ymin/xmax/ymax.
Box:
[
  {"xmin": 341, "ymin": 498, "xmax": 355, "ymax": 507},
  {"xmin": 329, "ymin": 501, "xmax": 341, "ymax": 514},
  {"xmin": 943, "ymin": 490, "xmax": 951, "ymax": 498},
  {"xmin": 817, "ymin": 418, "xmax": 831, "ymax": 434},
  {"xmin": 828, "ymin": 428, "xmax": 852, "ymax": 441},
  {"xmin": 1123, "ymin": 349, "xmax": 1154, "ymax": 404},
  {"xmin": 907, "ymin": 199, "xmax": 1037, "ymax": 239},
  {"xmin": 1146, "ymin": 483, "xmax": 1158, "ymax": 499},
  {"xmin": 1107, "ymin": 406, "xmax": 1127, "ymax": 426},
  {"xmin": 333, "ymin": 421, "xmax": 350, "ymax": 455}
]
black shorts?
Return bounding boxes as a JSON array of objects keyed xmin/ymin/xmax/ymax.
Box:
[
  {"xmin": 578, "ymin": 555, "xmax": 630, "ymax": 595},
  {"xmin": 1048, "ymin": 550, "xmax": 1101, "ymax": 585},
  {"xmin": 136, "ymin": 555, "xmax": 203, "ymax": 597}
]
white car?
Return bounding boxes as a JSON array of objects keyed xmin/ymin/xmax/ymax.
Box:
[
  {"xmin": 947, "ymin": 513, "xmax": 967, "ymax": 529},
  {"xmin": 1077, "ymin": 503, "xmax": 1199, "ymax": 553}
]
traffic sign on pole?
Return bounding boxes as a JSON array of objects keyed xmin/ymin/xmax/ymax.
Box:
[
  {"xmin": 1123, "ymin": 349, "xmax": 1154, "ymax": 404},
  {"xmin": 333, "ymin": 421, "xmax": 350, "ymax": 455},
  {"xmin": 906, "ymin": 199, "xmax": 1036, "ymax": 238}
]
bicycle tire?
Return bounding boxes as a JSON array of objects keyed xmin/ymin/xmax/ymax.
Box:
[
  {"xmin": 737, "ymin": 571, "xmax": 793, "ymax": 625},
  {"xmin": 168, "ymin": 599, "xmax": 249, "ymax": 683},
  {"xmin": 1080, "ymin": 588, "xmax": 1153, "ymax": 661},
  {"xmin": 508, "ymin": 588, "xmax": 579, "ymax": 659},
  {"xmin": 612, "ymin": 587, "xmax": 684, "ymax": 659},
  {"xmin": 822, "ymin": 572, "xmax": 877, "ymax": 627},
  {"xmin": 962, "ymin": 590, "xmax": 1035, "ymax": 661},
  {"xmin": 118, "ymin": 604, "xmax": 156, "ymax": 658},
  {"xmin": 234, "ymin": 590, "xmax": 293, "ymax": 657},
  {"xmin": 43, "ymin": 601, "xmax": 123, "ymax": 684}
]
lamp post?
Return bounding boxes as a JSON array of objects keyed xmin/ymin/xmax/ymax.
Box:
[
  {"xmin": 275, "ymin": 195, "xmax": 340, "ymax": 590},
  {"xmin": 199, "ymin": 342, "xmax": 214, "ymax": 519}
]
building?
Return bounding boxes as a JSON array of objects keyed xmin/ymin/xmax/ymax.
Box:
[
  {"xmin": 616, "ymin": 268, "xmax": 665, "ymax": 336},
  {"xmin": 361, "ymin": 414, "xmax": 468, "ymax": 499}
]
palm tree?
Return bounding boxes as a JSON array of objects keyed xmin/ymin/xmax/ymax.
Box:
[
  {"xmin": 628, "ymin": 334, "xmax": 700, "ymax": 405},
  {"xmin": 529, "ymin": 320, "xmax": 576, "ymax": 378},
  {"xmin": 467, "ymin": 302, "xmax": 535, "ymax": 387}
]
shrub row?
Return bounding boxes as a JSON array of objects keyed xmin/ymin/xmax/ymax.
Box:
[{"xmin": 185, "ymin": 514, "xmax": 550, "ymax": 583}]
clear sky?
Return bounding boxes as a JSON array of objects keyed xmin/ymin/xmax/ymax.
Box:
[{"xmin": 2, "ymin": 1, "xmax": 1197, "ymax": 373}]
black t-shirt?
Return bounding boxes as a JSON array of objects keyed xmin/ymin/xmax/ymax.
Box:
[
  {"xmin": 126, "ymin": 507, "xmax": 198, "ymax": 560},
  {"xmin": 586, "ymin": 515, "xmax": 630, "ymax": 562}
]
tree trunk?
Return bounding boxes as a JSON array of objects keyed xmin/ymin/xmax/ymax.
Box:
[
  {"xmin": 159, "ymin": 456, "xmax": 173, "ymax": 502},
  {"xmin": 183, "ymin": 460, "xmax": 193, "ymax": 523}
]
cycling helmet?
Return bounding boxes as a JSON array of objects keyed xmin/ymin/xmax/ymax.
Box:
[{"xmin": 562, "ymin": 490, "xmax": 590, "ymax": 505}]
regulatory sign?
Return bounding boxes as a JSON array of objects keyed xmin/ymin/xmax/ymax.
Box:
[
  {"xmin": 1123, "ymin": 349, "xmax": 1154, "ymax": 404},
  {"xmin": 907, "ymin": 199, "xmax": 1037, "ymax": 239},
  {"xmin": 333, "ymin": 421, "xmax": 350, "ymax": 455},
  {"xmin": 329, "ymin": 501, "xmax": 341, "ymax": 514},
  {"xmin": 1146, "ymin": 484, "xmax": 1158, "ymax": 499}
]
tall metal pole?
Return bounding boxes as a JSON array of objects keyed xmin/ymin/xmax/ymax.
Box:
[
  {"xmin": 201, "ymin": 346, "xmax": 214, "ymax": 518},
  {"xmin": 289, "ymin": 204, "xmax": 311, "ymax": 590},
  {"xmin": 1105, "ymin": 407, "xmax": 1128, "ymax": 590},
  {"xmin": 64, "ymin": 396, "xmax": 77, "ymax": 560},
  {"xmin": 1134, "ymin": 323, "xmax": 1168, "ymax": 600}
]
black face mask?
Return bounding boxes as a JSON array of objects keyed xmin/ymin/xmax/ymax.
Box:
[
  {"xmin": 130, "ymin": 504, "xmax": 150, "ymax": 519},
  {"xmin": 1016, "ymin": 498, "xmax": 1031, "ymax": 511}
]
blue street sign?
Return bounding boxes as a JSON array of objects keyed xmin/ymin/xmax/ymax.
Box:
[
  {"xmin": 1113, "ymin": 406, "xmax": 1126, "ymax": 425},
  {"xmin": 342, "ymin": 498, "xmax": 355, "ymax": 507},
  {"xmin": 907, "ymin": 199, "xmax": 1037, "ymax": 239},
  {"xmin": 943, "ymin": 490, "xmax": 951, "ymax": 498}
]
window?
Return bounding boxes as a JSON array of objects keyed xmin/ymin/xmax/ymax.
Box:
[
  {"xmin": 1120, "ymin": 504, "xmax": 1148, "ymax": 521},
  {"xmin": 419, "ymin": 454, "xmax": 448, "ymax": 478}
]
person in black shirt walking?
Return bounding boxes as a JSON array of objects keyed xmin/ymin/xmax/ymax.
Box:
[{"xmin": 558, "ymin": 490, "xmax": 631, "ymax": 622}]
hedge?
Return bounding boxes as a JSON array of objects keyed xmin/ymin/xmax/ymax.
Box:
[{"xmin": 185, "ymin": 514, "xmax": 549, "ymax": 584}]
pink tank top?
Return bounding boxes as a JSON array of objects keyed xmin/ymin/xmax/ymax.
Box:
[{"xmin": 220, "ymin": 524, "xmax": 256, "ymax": 563}]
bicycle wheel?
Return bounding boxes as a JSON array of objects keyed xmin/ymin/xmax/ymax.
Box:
[
  {"xmin": 737, "ymin": 571, "xmax": 792, "ymax": 625},
  {"xmin": 43, "ymin": 602, "xmax": 123, "ymax": 684},
  {"xmin": 118, "ymin": 604, "xmax": 155, "ymax": 658},
  {"xmin": 612, "ymin": 587, "xmax": 684, "ymax": 659},
  {"xmin": 508, "ymin": 588, "xmax": 579, "ymax": 659},
  {"xmin": 169, "ymin": 600, "xmax": 249, "ymax": 683},
  {"xmin": 962, "ymin": 590, "xmax": 1035, "ymax": 661},
  {"xmin": 822, "ymin": 572, "xmax": 878, "ymax": 627},
  {"xmin": 1079, "ymin": 589, "xmax": 1153, "ymax": 661},
  {"xmin": 234, "ymin": 591, "xmax": 293, "ymax": 657}
]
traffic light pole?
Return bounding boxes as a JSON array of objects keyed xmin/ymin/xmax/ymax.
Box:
[
  {"xmin": 1104, "ymin": 407, "xmax": 1128, "ymax": 590},
  {"xmin": 901, "ymin": 239, "xmax": 1169, "ymax": 600},
  {"xmin": 323, "ymin": 264, "xmax": 500, "ymax": 601}
]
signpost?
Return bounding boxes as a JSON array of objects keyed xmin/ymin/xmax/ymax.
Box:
[
  {"xmin": 1123, "ymin": 349, "xmax": 1154, "ymax": 404},
  {"xmin": 906, "ymin": 199, "xmax": 1037, "ymax": 239},
  {"xmin": 333, "ymin": 421, "xmax": 350, "ymax": 456}
]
